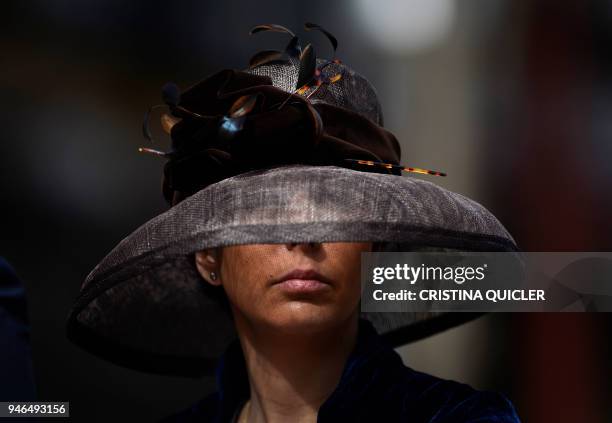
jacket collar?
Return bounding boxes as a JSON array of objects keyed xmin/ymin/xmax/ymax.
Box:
[{"xmin": 213, "ymin": 319, "xmax": 401, "ymax": 422}]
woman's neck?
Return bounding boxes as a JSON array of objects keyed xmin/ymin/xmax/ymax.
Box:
[{"xmin": 234, "ymin": 313, "xmax": 359, "ymax": 423}]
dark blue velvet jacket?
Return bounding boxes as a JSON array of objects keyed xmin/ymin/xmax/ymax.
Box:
[{"xmin": 163, "ymin": 320, "xmax": 520, "ymax": 422}]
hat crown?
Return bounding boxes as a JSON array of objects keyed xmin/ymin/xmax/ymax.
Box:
[{"xmin": 247, "ymin": 59, "xmax": 384, "ymax": 126}]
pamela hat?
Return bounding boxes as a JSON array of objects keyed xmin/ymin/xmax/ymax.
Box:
[{"xmin": 66, "ymin": 23, "xmax": 518, "ymax": 377}]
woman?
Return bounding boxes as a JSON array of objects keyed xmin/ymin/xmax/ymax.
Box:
[
  {"xmin": 67, "ymin": 23, "xmax": 520, "ymax": 422},
  {"xmin": 164, "ymin": 242, "xmax": 518, "ymax": 422}
]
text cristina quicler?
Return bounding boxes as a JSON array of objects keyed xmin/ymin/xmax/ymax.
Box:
[{"xmin": 372, "ymin": 288, "xmax": 545, "ymax": 302}]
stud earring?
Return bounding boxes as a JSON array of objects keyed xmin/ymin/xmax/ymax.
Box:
[{"xmin": 210, "ymin": 271, "xmax": 217, "ymax": 281}]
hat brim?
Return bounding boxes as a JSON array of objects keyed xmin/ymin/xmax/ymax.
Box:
[{"xmin": 67, "ymin": 165, "xmax": 517, "ymax": 377}]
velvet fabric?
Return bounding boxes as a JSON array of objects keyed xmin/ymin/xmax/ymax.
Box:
[{"xmin": 161, "ymin": 319, "xmax": 520, "ymax": 422}]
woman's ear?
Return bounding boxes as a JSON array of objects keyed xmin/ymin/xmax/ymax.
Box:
[{"xmin": 195, "ymin": 249, "xmax": 222, "ymax": 286}]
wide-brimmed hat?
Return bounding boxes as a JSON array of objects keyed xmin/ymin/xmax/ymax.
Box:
[{"xmin": 67, "ymin": 24, "xmax": 518, "ymax": 377}]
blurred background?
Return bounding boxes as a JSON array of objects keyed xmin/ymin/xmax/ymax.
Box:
[{"xmin": 1, "ymin": 0, "xmax": 611, "ymax": 421}]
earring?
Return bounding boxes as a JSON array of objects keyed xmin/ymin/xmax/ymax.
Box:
[{"xmin": 210, "ymin": 271, "xmax": 217, "ymax": 281}]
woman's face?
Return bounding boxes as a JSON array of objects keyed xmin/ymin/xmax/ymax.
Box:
[{"xmin": 196, "ymin": 242, "xmax": 371, "ymax": 334}]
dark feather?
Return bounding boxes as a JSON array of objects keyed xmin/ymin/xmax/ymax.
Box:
[
  {"xmin": 284, "ymin": 36, "xmax": 302, "ymax": 61},
  {"xmin": 228, "ymin": 94, "xmax": 259, "ymax": 118},
  {"xmin": 143, "ymin": 104, "xmax": 168, "ymax": 143},
  {"xmin": 248, "ymin": 50, "xmax": 287, "ymax": 68},
  {"xmin": 161, "ymin": 82, "xmax": 180, "ymax": 107},
  {"xmin": 304, "ymin": 22, "xmax": 338, "ymax": 54},
  {"xmin": 142, "ymin": 108, "xmax": 153, "ymax": 142},
  {"xmin": 296, "ymin": 43, "xmax": 317, "ymax": 90},
  {"xmin": 249, "ymin": 24, "xmax": 295, "ymax": 37}
]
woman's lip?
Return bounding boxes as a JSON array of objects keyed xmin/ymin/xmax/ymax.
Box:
[
  {"xmin": 272, "ymin": 269, "xmax": 333, "ymax": 294},
  {"xmin": 273, "ymin": 269, "xmax": 332, "ymax": 286},
  {"xmin": 274, "ymin": 278, "xmax": 332, "ymax": 293}
]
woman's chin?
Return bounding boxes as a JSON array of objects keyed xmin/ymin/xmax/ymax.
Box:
[{"xmin": 257, "ymin": 303, "xmax": 354, "ymax": 335}]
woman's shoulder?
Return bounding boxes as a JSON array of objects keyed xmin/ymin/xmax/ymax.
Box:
[
  {"xmin": 389, "ymin": 365, "xmax": 521, "ymax": 422},
  {"xmin": 343, "ymin": 324, "xmax": 521, "ymax": 422}
]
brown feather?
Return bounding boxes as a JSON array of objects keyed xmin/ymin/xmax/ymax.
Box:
[
  {"xmin": 296, "ymin": 44, "xmax": 317, "ymax": 90},
  {"xmin": 249, "ymin": 24, "xmax": 295, "ymax": 37}
]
